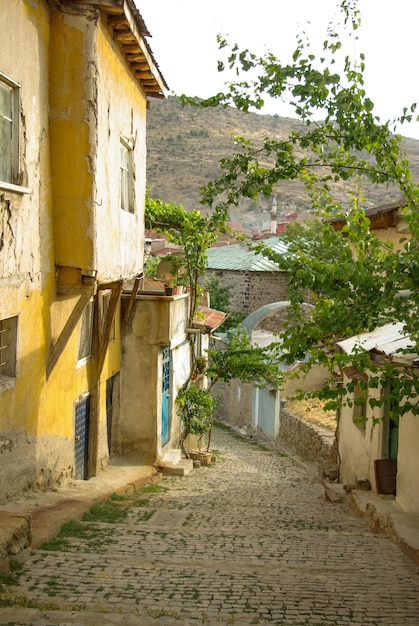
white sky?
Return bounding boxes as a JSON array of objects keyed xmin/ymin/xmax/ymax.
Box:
[{"xmin": 139, "ymin": 0, "xmax": 419, "ymax": 139}]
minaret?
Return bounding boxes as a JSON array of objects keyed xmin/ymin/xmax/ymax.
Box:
[{"xmin": 270, "ymin": 195, "xmax": 277, "ymax": 234}]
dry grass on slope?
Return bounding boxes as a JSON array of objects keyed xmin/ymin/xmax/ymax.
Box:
[{"xmin": 285, "ymin": 398, "xmax": 337, "ymax": 431}]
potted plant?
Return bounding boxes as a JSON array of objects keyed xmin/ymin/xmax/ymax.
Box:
[
  {"xmin": 164, "ymin": 279, "xmax": 176, "ymax": 296},
  {"xmin": 177, "ymin": 384, "xmax": 215, "ymax": 462},
  {"xmin": 160, "ymin": 253, "xmax": 186, "ymax": 295}
]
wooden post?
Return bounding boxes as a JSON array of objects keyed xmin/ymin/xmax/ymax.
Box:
[{"xmin": 87, "ymin": 281, "xmax": 123, "ymax": 478}]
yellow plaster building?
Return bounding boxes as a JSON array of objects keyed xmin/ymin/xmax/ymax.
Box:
[{"xmin": 0, "ymin": 0, "xmax": 167, "ymax": 501}]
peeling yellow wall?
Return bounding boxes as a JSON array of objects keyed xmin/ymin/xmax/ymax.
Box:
[
  {"xmin": 0, "ymin": 0, "xmax": 52, "ymax": 435},
  {"xmin": 49, "ymin": 10, "xmax": 94, "ymax": 271},
  {"xmin": 0, "ymin": 1, "xmax": 59, "ymax": 500},
  {"xmin": 94, "ymin": 21, "xmax": 147, "ymax": 280},
  {"xmin": 1, "ymin": 1, "xmax": 155, "ymax": 501}
]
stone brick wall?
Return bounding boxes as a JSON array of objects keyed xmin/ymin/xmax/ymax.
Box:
[
  {"xmin": 206, "ymin": 270, "xmax": 290, "ymax": 313},
  {"xmin": 277, "ymin": 408, "xmax": 338, "ymax": 480},
  {"xmin": 205, "ymin": 269, "xmax": 312, "ymax": 332}
]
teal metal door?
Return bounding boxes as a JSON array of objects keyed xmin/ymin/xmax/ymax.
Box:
[
  {"xmin": 161, "ymin": 347, "xmax": 171, "ymax": 446},
  {"xmin": 75, "ymin": 395, "xmax": 90, "ymax": 480}
]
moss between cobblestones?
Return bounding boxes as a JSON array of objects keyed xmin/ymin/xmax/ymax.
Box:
[
  {"xmin": 82, "ymin": 497, "xmax": 128, "ymax": 523},
  {"xmin": 0, "ymin": 482, "xmax": 174, "ymax": 610}
]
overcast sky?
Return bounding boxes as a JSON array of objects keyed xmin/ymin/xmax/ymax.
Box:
[{"xmin": 139, "ymin": 0, "xmax": 419, "ymax": 139}]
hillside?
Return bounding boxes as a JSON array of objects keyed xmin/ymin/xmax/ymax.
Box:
[{"xmin": 146, "ymin": 96, "xmax": 419, "ymax": 225}]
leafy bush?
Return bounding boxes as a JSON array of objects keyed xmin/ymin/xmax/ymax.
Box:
[{"xmin": 177, "ymin": 386, "xmax": 215, "ymax": 436}]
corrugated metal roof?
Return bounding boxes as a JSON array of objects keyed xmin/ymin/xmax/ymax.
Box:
[
  {"xmin": 337, "ymin": 322, "xmax": 419, "ymax": 364},
  {"xmin": 206, "ymin": 238, "xmax": 289, "ymax": 272}
]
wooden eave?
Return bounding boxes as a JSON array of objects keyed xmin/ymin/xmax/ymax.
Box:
[
  {"xmin": 49, "ymin": 0, "xmax": 168, "ymax": 99},
  {"xmin": 105, "ymin": 1, "xmax": 168, "ymax": 99},
  {"xmin": 330, "ymin": 199, "xmax": 407, "ymax": 232}
]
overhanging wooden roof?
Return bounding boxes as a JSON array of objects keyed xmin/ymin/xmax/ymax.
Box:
[
  {"xmin": 52, "ymin": 0, "xmax": 168, "ymax": 99},
  {"xmin": 330, "ymin": 199, "xmax": 407, "ymax": 231}
]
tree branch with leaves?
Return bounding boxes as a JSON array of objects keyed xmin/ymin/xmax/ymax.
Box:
[{"xmin": 180, "ymin": 0, "xmax": 419, "ymax": 420}]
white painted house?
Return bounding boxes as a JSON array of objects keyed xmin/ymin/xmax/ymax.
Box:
[{"xmin": 337, "ymin": 323, "xmax": 419, "ymax": 514}]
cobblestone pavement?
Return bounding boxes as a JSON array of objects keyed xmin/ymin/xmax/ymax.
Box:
[{"xmin": 1, "ymin": 426, "xmax": 419, "ymax": 626}]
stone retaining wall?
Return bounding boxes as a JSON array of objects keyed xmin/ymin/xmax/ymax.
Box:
[{"xmin": 276, "ymin": 408, "xmax": 338, "ymax": 480}]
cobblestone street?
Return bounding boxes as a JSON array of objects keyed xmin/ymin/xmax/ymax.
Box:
[{"xmin": 1, "ymin": 426, "xmax": 419, "ymax": 626}]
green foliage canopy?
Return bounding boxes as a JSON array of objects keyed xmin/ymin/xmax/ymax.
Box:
[
  {"xmin": 207, "ymin": 327, "xmax": 284, "ymax": 390},
  {"xmin": 181, "ymin": 1, "xmax": 419, "ymax": 419}
]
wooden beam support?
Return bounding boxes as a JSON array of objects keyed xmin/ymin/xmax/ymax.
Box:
[
  {"xmin": 98, "ymin": 281, "xmax": 122, "ymax": 375},
  {"xmin": 130, "ymin": 63, "xmax": 149, "ymax": 71},
  {"xmin": 136, "ymin": 71, "xmax": 154, "ymax": 80},
  {"xmin": 122, "ymin": 44, "xmax": 142, "ymax": 53},
  {"xmin": 114, "ymin": 32, "xmax": 135, "ymax": 43},
  {"xmin": 98, "ymin": 280, "xmax": 124, "ymax": 291},
  {"xmin": 121, "ymin": 277, "xmax": 141, "ymax": 338},
  {"xmin": 72, "ymin": 0, "xmax": 122, "ymax": 7},
  {"xmin": 107, "ymin": 15, "xmax": 127, "ymax": 26},
  {"xmin": 88, "ymin": 292, "xmax": 101, "ymax": 478},
  {"xmin": 87, "ymin": 281, "xmax": 122, "ymax": 478}
]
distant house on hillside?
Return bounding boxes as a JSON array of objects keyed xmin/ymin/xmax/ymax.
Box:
[
  {"xmin": 205, "ymin": 237, "xmax": 293, "ymax": 332},
  {"xmin": 330, "ymin": 198, "xmax": 419, "ymax": 512},
  {"xmin": 337, "ymin": 323, "xmax": 419, "ymax": 513},
  {"xmin": 331, "ymin": 199, "xmax": 409, "ymax": 248}
]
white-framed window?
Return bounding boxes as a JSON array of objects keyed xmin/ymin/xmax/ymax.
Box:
[
  {"xmin": 0, "ymin": 315, "xmax": 18, "ymax": 385},
  {"xmin": 0, "ymin": 73, "xmax": 19, "ymax": 185},
  {"xmin": 77, "ymin": 299, "xmax": 94, "ymax": 364},
  {"xmin": 120, "ymin": 138, "xmax": 134, "ymax": 213}
]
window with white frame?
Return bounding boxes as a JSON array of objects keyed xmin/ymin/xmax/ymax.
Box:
[
  {"xmin": 120, "ymin": 138, "xmax": 134, "ymax": 213},
  {"xmin": 0, "ymin": 315, "xmax": 18, "ymax": 384},
  {"xmin": 77, "ymin": 300, "xmax": 94, "ymax": 363},
  {"xmin": 0, "ymin": 73, "xmax": 19, "ymax": 185}
]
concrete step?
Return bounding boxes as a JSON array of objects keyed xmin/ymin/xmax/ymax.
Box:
[
  {"xmin": 162, "ymin": 449, "xmax": 182, "ymax": 464},
  {"xmin": 159, "ymin": 458, "xmax": 194, "ymax": 476}
]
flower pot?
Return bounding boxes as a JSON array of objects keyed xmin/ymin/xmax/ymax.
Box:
[
  {"xmin": 164, "ymin": 286, "xmax": 174, "ymax": 296},
  {"xmin": 189, "ymin": 451, "xmax": 212, "ymax": 466}
]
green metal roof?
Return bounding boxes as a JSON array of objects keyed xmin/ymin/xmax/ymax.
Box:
[{"xmin": 206, "ymin": 238, "xmax": 289, "ymax": 272}]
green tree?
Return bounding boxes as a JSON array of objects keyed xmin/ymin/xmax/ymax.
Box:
[
  {"xmin": 205, "ymin": 275, "xmax": 231, "ymax": 311},
  {"xmin": 177, "ymin": 327, "xmax": 284, "ymax": 452},
  {"xmin": 207, "ymin": 327, "xmax": 283, "ymax": 390},
  {"xmin": 146, "ymin": 195, "xmax": 284, "ymax": 451},
  {"xmin": 181, "ymin": 1, "xmax": 419, "ymax": 418},
  {"xmin": 204, "ymin": 275, "xmax": 247, "ymax": 331},
  {"xmin": 145, "ymin": 193, "xmax": 221, "ymax": 324}
]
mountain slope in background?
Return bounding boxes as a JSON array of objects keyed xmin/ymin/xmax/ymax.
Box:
[{"xmin": 146, "ymin": 96, "xmax": 419, "ymax": 226}]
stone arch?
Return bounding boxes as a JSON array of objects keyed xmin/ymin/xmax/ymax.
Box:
[{"xmin": 240, "ymin": 301, "xmax": 292, "ymax": 334}]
